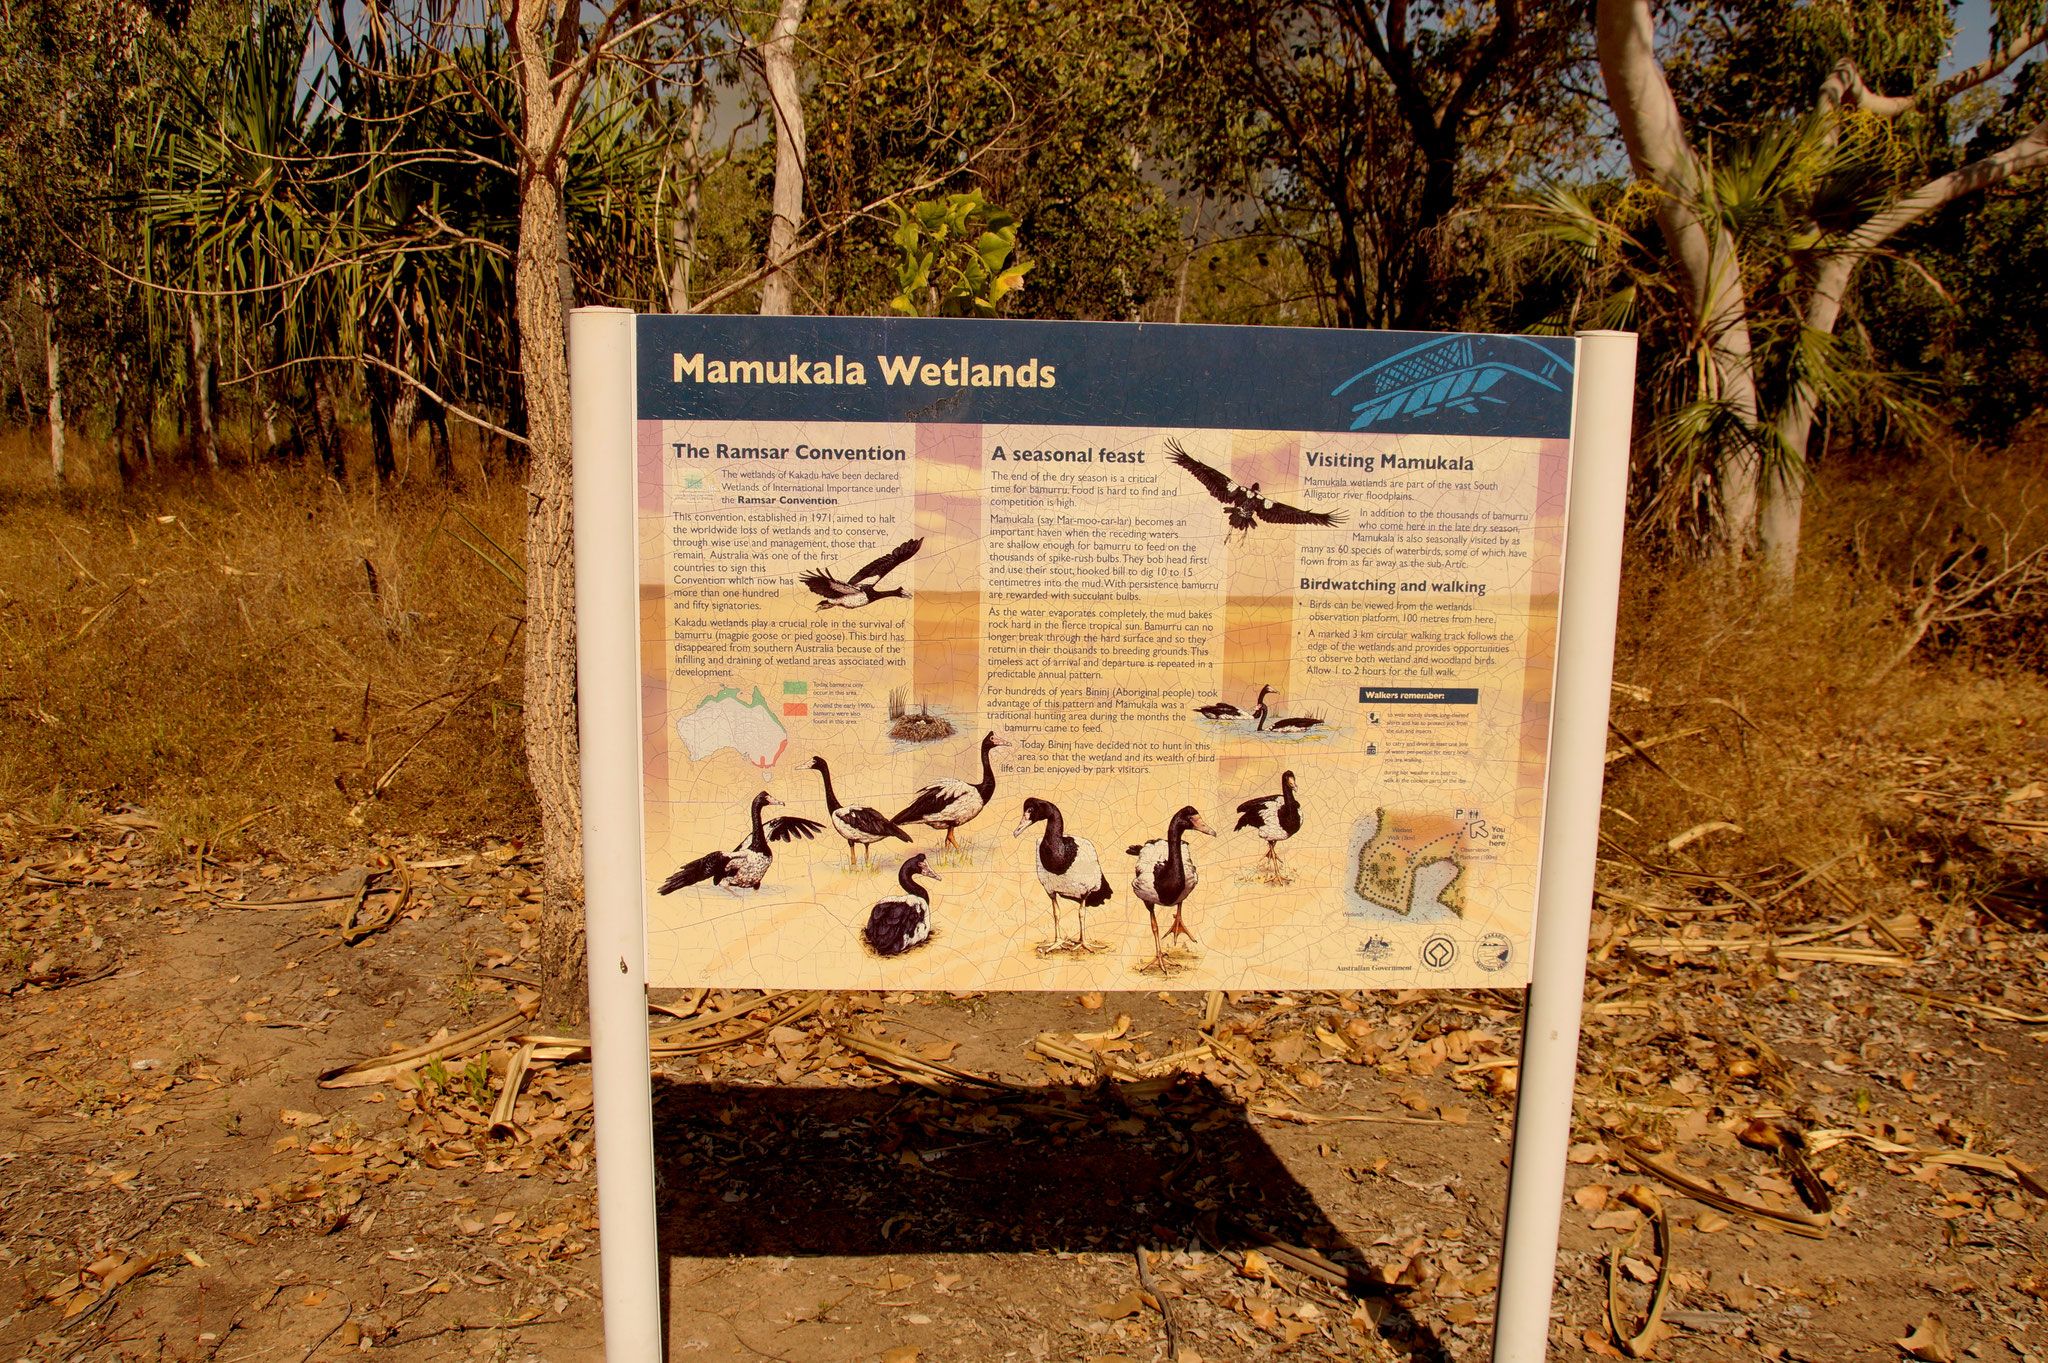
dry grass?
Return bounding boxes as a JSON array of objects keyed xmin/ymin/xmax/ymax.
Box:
[
  {"xmin": 1601, "ymin": 435, "xmax": 2048, "ymax": 881},
  {"xmin": 0, "ymin": 425, "xmax": 533, "ymax": 852},
  {"xmin": 3, "ymin": 419, "xmax": 2041, "ymax": 881}
]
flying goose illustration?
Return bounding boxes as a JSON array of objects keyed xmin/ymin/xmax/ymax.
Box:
[{"xmin": 800, "ymin": 537, "xmax": 923, "ymax": 609}]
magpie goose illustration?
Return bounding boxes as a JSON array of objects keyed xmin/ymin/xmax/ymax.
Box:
[
  {"xmin": 1014, "ymin": 796, "xmax": 1113, "ymax": 952},
  {"xmin": 1128, "ymin": 805, "xmax": 1215, "ymax": 972},
  {"xmin": 806, "ymin": 756, "xmax": 911, "ymax": 867},
  {"xmin": 800, "ymin": 537, "xmax": 923, "ymax": 609},
  {"xmin": 1253, "ymin": 685, "xmax": 1325, "ymax": 733},
  {"xmin": 863, "ymin": 853, "xmax": 940, "ymax": 957},
  {"xmin": 1235, "ymin": 769, "xmax": 1303, "ymax": 866},
  {"xmin": 658, "ymin": 790, "xmax": 823, "ymax": 893},
  {"xmin": 891, "ymin": 731, "xmax": 1008, "ymax": 851}
]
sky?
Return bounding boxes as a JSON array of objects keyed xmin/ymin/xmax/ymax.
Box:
[{"xmin": 1945, "ymin": 0, "xmax": 2002, "ymax": 76}]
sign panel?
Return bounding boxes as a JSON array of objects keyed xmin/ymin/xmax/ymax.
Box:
[{"xmin": 634, "ymin": 317, "xmax": 1576, "ymax": 991}]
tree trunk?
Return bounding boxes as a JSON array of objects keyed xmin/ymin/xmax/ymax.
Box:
[
  {"xmin": 310, "ymin": 364, "xmax": 346, "ymax": 481},
  {"xmin": 506, "ymin": 0, "xmax": 586, "ymax": 1027},
  {"xmin": 757, "ymin": 0, "xmax": 808, "ymax": 316},
  {"xmin": 39, "ymin": 282, "xmax": 64, "ymax": 486},
  {"xmin": 113, "ymin": 353, "xmax": 138, "ymax": 487},
  {"xmin": 667, "ymin": 95, "xmax": 707, "ymax": 313},
  {"xmin": 186, "ymin": 304, "xmax": 218, "ymax": 471},
  {"xmin": 424, "ymin": 394, "xmax": 456, "ymax": 485},
  {"xmin": 1596, "ymin": 0, "xmax": 1762, "ymax": 557},
  {"xmin": 1758, "ymin": 118, "xmax": 2048, "ymax": 583},
  {"xmin": 0, "ymin": 315, "xmax": 29, "ymax": 427},
  {"xmin": 366, "ymin": 362, "xmax": 399, "ymax": 483}
]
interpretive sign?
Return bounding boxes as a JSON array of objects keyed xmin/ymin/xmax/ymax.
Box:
[{"xmin": 633, "ymin": 316, "xmax": 1579, "ymax": 992}]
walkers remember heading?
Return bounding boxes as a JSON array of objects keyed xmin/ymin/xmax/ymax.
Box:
[{"xmin": 673, "ymin": 353, "xmax": 1057, "ymax": 389}]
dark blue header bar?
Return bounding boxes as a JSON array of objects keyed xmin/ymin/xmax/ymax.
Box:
[{"xmin": 634, "ymin": 315, "xmax": 1577, "ymax": 439}]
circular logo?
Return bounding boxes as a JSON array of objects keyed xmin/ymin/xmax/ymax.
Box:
[
  {"xmin": 1477, "ymin": 932, "xmax": 1512, "ymax": 972},
  {"xmin": 1420, "ymin": 935, "xmax": 1457, "ymax": 970}
]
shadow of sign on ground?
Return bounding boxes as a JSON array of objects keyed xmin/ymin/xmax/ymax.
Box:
[{"xmin": 651, "ymin": 1074, "xmax": 1453, "ymax": 1357}]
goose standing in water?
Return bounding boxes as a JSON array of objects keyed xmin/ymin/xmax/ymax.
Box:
[
  {"xmin": 863, "ymin": 853, "xmax": 940, "ymax": 957},
  {"xmin": 1127, "ymin": 806, "xmax": 1214, "ymax": 972},
  {"xmin": 806, "ymin": 756, "xmax": 910, "ymax": 867},
  {"xmin": 891, "ymin": 731, "xmax": 1008, "ymax": 851},
  {"xmin": 1014, "ymin": 797, "xmax": 1113, "ymax": 953},
  {"xmin": 1235, "ymin": 769, "xmax": 1302, "ymax": 868},
  {"xmin": 658, "ymin": 791, "xmax": 823, "ymax": 894},
  {"xmin": 1253, "ymin": 685, "xmax": 1325, "ymax": 733}
]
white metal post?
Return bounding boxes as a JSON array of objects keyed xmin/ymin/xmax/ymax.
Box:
[
  {"xmin": 1492, "ymin": 330, "xmax": 1639, "ymax": 1361},
  {"xmin": 571, "ymin": 306, "xmax": 664, "ymax": 1361}
]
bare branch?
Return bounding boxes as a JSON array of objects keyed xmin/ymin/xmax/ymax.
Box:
[{"xmin": 1821, "ymin": 20, "xmax": 2048, "ymax": 118}]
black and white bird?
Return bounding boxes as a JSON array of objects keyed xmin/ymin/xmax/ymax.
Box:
[
  {"xmin": 891, "ymin": 731, "xmax": 1008, "ymax": 851},
  {"xmin": 1014, "ymin": 797, "xmax": 1113, "ymax": 952},
  {"xmin": 800, "ymin": 537, "xmax": 923, "ymax": 610},
  {"xmin": 1253, "ymin": 685, "xmax": 1325, "ymax": 733},
  {"xmin": 863, "ymin": 853, "xmax": 940, "ymax": 957},
  {"xmin": 658, "ymin": 790, "xmax": 824, "ymax": 894},
  {"xmin": 1234, "ymin": 769, "xmax": 1303, "ymax": 867},
  {"xmin": 1194, "ymin": 698, "xmax": 1245, "ymax": 720},
  {"xmin": 1128, "ymin": 805, "xmax": 1215, "ymax": 971},
  {"xmin": 1166, "ymin": 440, "xmax": 1346, "ymax": 539},
  {"xmin": 806, "ymin": 756, "xmax": 911, "ymax": 868}
]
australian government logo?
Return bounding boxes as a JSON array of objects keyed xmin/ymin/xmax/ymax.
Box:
[
  {"xmin": 1477, "ymin": 932, "xmax": 1513, "ymax": 973},
  {"xmin": 1337, "ymin": 933, "xmax": 1404, "ymax": 974},
  {"xmin": 1333, "ymin": 335, "xmax": 1574, "ymax": 433}
]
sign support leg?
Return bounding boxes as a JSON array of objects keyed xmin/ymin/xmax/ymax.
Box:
[
  {"xmin": 1491, "ymin": 330, "xmax": 1639, "ymax": 1361},
  {"xmin": 571, "ymin": 306, "xmax": 664, "ymax": 1361}
]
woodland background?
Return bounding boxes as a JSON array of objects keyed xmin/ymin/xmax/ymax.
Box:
[{"xmin": 1, "ymin": 0, "xmax": 2045, "ymax": 1020}]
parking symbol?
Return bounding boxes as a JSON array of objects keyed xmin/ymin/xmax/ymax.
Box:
[{"xmin": 1421, "ymin": 935, "xmax": 1457, "ymax": 970}]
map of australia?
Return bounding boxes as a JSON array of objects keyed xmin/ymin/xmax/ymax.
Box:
[
  {"xmin": 1353, "ymin": 808, "xmax": 1467, "ymax": 917},
  {"xmin": 675, "ymin": 686, "xmax": 788, "ymax": 768}
]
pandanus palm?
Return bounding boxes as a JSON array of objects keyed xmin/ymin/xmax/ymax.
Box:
[{"xmin": 1522, "ymin": 115, "xmax": 1931, "ymax": 550}]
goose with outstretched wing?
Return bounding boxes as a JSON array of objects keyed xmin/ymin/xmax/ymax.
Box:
[
  {"xmin": 801, "ymin": 537, "xmax": 924, "ymax": 610},
  {"xmin": 1165, "ymin": 440, "xmax": 1345, "ymax": 538}
]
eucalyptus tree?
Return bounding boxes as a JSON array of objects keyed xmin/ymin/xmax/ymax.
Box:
[{"xmin": 1596, "ymin": 0, "xmax": 2048, "ymax": 578}]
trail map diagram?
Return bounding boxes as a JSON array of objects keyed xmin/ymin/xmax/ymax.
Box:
[{"xmin": 1352, "ymin": 809, "xmax": 1468, "ymax": 918}]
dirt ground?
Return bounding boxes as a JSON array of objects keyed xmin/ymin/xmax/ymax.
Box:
[{"xmin": 4, "ymin": 790, "xmax": 2048, "ymax": 1363}]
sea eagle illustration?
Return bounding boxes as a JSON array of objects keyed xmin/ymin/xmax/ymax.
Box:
[{"xmin": 1165, "ymin": 440, "xmax": 1346, "ymax": 538}]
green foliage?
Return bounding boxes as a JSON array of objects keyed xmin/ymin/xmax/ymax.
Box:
[
  {"xmin": 801, "ymin": 0, "xmax": 1179, "ymax": 320},
  {"xmin": 886, "ymin": 192, "xmax": 1032, "ymax": 317},
  {"xmin": 1165, "ymin": 0, "xmax": 1597, "ymax": 331},
  {"xmin": 1664, "ymin": 0, "xmax": 1953, "ymax": 136},
  {"xmin": 1860, "ymin": 65, "xmax": 2048, "ymax": 441}
]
